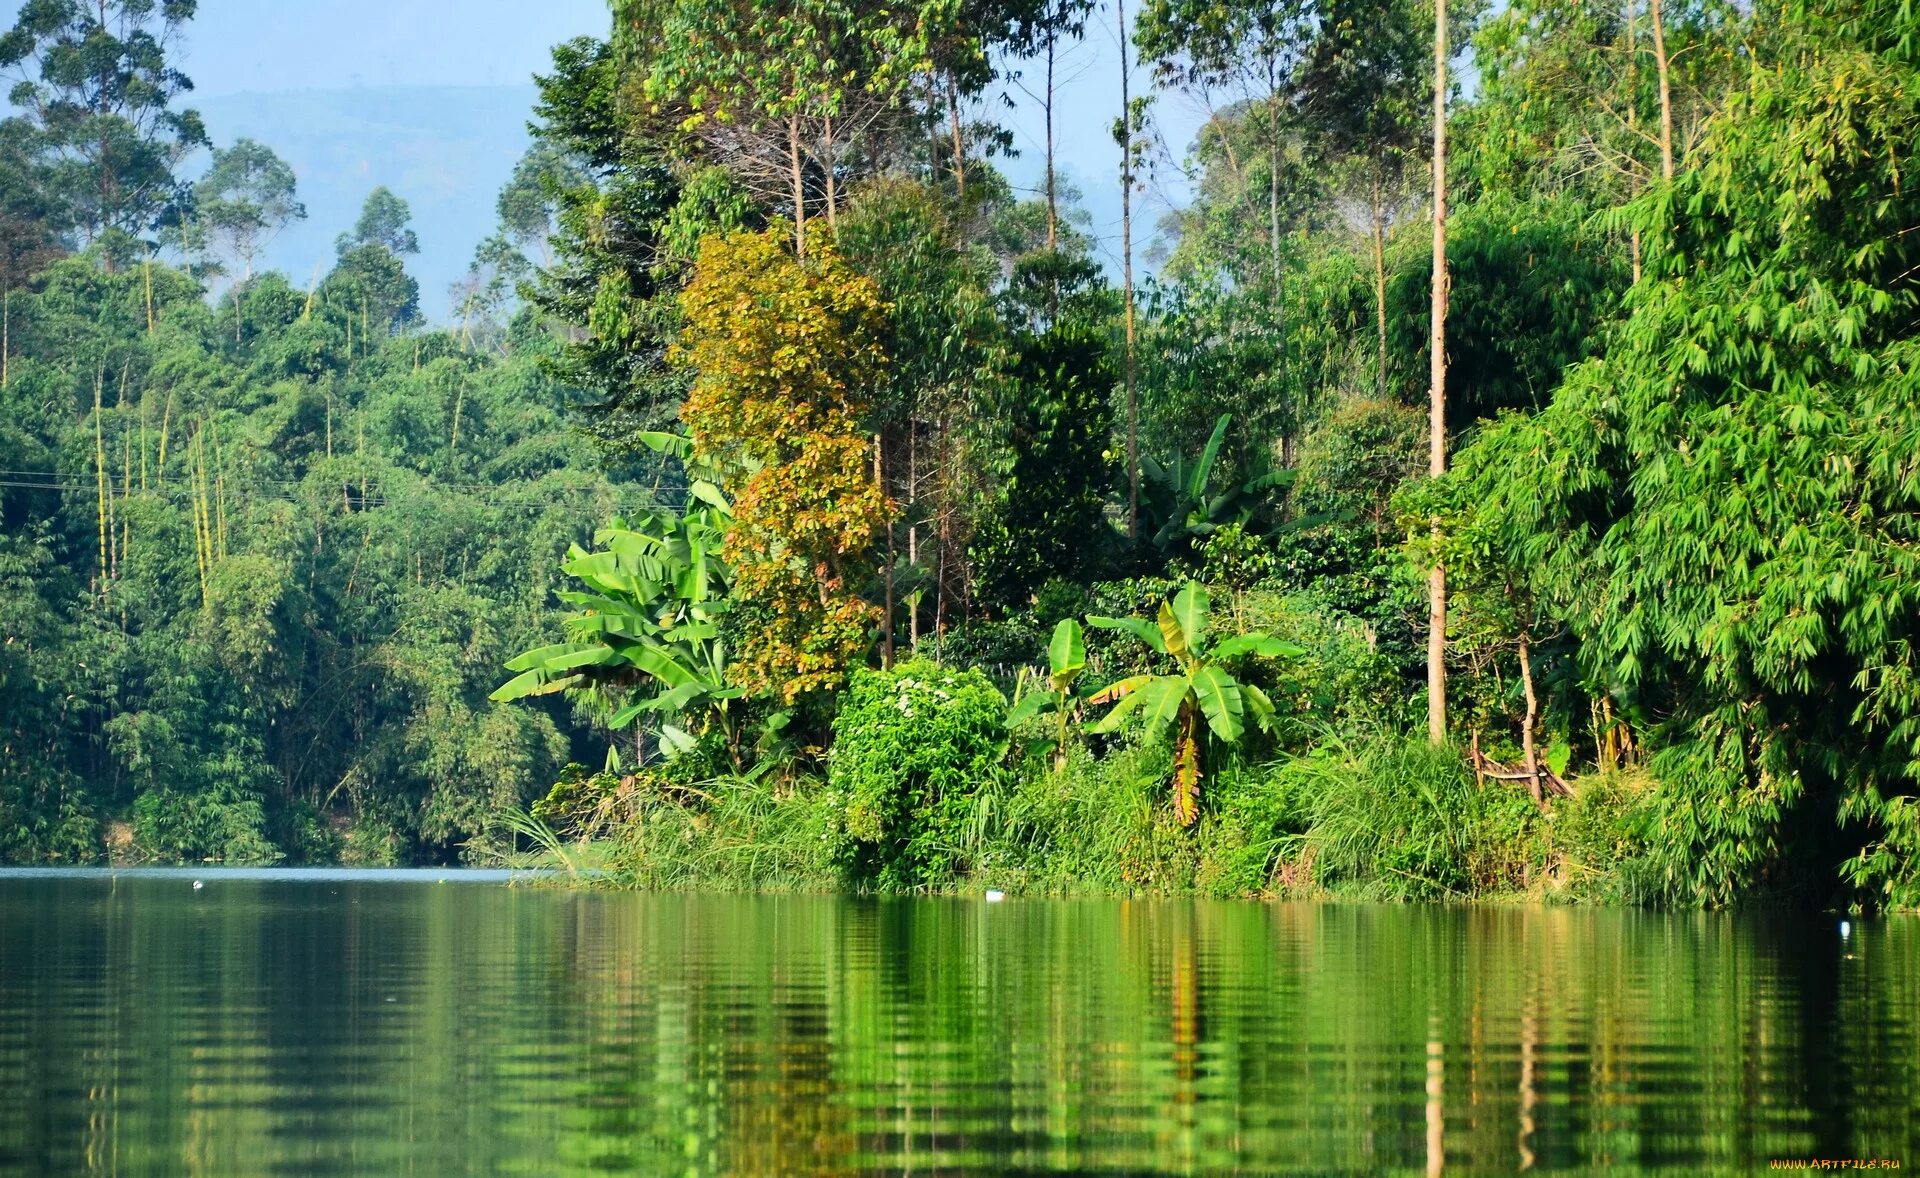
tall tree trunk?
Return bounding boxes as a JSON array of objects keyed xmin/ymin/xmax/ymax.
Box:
[
  {"xmin": 946, "ymin": 74, "xmax": 967, "ymax": 200},
  {"xmin": 1650, "ymin": 0, "xmax": 1675, "ymax": 183},
  {"xmin": 822, "ymin": 114, "xmax": 838, "ymax": 235},
  {"xmin": 1266, "ymin": 59, "xmax": 1289, "ymax": 460},
  {"xmin": 1045, "ymin": 38, "xmax": 1059, "ymax": 251},
  {"xmin": 876, "ymin": 432, "xmax": 893, "ymax": 668},
  {"xmin": 1372, "ymin": 177, "xmax": 1389, "ymax": 400},
  {"xmin": 94, "ymin": 368, "xmax": 108, "ymax": 602},
  {"xmin": 1118, "ymin": 0, "xmax": 1139, "ymax": 542},
  {"xmin": 1427, "ymin": 0, "xmax": 1450, "ymax": 745},
  {"xmin": 1626, "ymin": 0, "xmax": 1644, "ymax": 284},
  {"xmin": 787, "ymin": 115, "xmax": 808, "ymax": 256},
  {"xmin": 1519, "ymin": 631, "xmax": 1542, "ymax": 808},
  {"xmin": 908, "ymin": 424, "xmax": 919, "ymax": 649},
  {"xmin": 1266, "ymin": 61, "xmax": 1283, "ymax": 304}
]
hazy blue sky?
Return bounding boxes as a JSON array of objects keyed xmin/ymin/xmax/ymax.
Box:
[
  {"xmin": 164, "ymin": 0, "xmax": 1202, "ymax": 315},
  {"xmin": 181, "ymin": 0, "xmax": 612, "ymax": 95}
]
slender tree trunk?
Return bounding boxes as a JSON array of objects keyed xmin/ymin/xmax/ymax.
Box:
[
  {"xmin": 2, "ymin": 287, "xmax": 9, "ymax": 389},
  {"xmin": 157, "ymin": 390, "xmax": 172, "ymax": 479},
  {"xmin": 1267, "ymin": 62, "xmax": 1283, "ymax": 305},
  {"xmin": 822, "ymin": 113, "xmax": 838, "ymax": 235},
  {"xmin": 1650, "ymin": 0, "xmax": 1675, "ymax": 183},
  {"xmin": 1119, "ymin": 0, "xmax": 1139, "ymax": 542},
  {"xmin": 946, "ymin": 74, "xmax": 967, "ymax": 201},
  {"xmin": 1045, "ymin": 38, "xmax": 1059, "ymax": 251},
  {"xmin": 1427, "ymin": 0, "xmax": 1450, "ymax": 745},
  {"xmin": 908, "ymin": 424, "xmax": 919, "ymax": 649},
  {"xmin": 1372, "ymin": 177, "xmax": 1389, "ymax": 400},
  {"xmin": 1626, "ymin": 0, "xmax": 1644, "ymax": 284},
  {"xmin": 1519, "ymin": 631, "xmax": 1542, "ymax": 808},
  {"xmin": 876, "ymin": 432, "xmax": 893, "ymax": 668},
  {"xmin": 450, "ymin": 375, "xmax": 466, "ymax": 456},
  {"xmin": 787, "ymin": 115, "xmax": 808, "ymax": 256}
]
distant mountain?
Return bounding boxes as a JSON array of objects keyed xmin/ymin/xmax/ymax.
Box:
[{"xmin": 194, "ymin": 85, "xmax": 540, "ymax": 321}]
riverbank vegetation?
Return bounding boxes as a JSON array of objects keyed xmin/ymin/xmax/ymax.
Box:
[{"xmin": 2, "ymin": 0, "xmax": 1917, "ymax": 909}]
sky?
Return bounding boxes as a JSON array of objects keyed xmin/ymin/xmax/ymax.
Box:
[
  {"xmin": 181, "ymin": 0, "xmax": 613, "ymax": 97},
  {"xmin": 167, "ymin": 0, "xmax": 1205, "ymax": 315}
]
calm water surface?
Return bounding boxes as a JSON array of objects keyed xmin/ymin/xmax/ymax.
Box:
[{"xmin": 0, "ymin": 871, "xmax": 1913, "ymax": 1175}]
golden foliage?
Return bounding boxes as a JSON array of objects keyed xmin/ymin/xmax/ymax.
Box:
[{"xmin": 674, "ymin": 228, "xmax": 893, "ymax": 702}]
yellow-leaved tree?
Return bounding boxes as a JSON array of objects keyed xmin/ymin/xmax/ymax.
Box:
[{"xmin": 673, "ymin": 228, "xmax": 892, "ymax": 702}]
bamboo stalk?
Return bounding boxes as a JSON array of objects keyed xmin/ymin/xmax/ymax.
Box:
[
  {"xmin": 211, "ymin": 417, "xmax": 228, "ymax": 560},
  {"xmin": 110, "ymin": 362, "xmax": 130, "ymax": 579},
  {"xmin": 192, "ymin": 428, "xmax": 211, "ymax": 605},
  {"xmin": 93, "ymin": 367, "xmax": 108, "ymax": 602},
  {"xmin": 449, "ymin": 373, "xmax": 465, "ymax": 454},
  {"xmin": 119, "ymin": 415, "xmax": 131, "ymax": 581},
  {"xmin": 156, "ymin": 390, "xmax": 174, "ymax": 480}
]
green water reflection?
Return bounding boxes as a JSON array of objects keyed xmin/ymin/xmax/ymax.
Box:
[{"xmin": 0, "ymin": 874, "xmax": 1912, "ymax": 1174}]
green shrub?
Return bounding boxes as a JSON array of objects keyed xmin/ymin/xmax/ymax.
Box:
[
  {"xmin": 601, "ymin": 775, "xmax": 839, "ymax": 891},
  {"xmin": 130, "ymin": 784, "xmax": 282, "ymax": 866},
  {"xmin": 827, "ymin": 659, "xmax": 1008, "ymax": 889},
  {"xmin": 1546, "ymin": 769, "xmax": 1663, "ymax": 904},
  {"xmin": 1270, "ymin": 734, "xmax": 1540, "ymax": 899},
  {"xmin": 935, "ymin": 616, "xmax": 1045, "ymax": 679},
  {"xmin": 1237, "ymin": 589, "xmax": 1404, "ymax": 740},
  {"xmin": 985, "ymin": 741, "xmax": 1194, "ymax": 893},
  {"xmin": 1192, "ymin": 762, "xmax": 1311, "ymax": 896}
]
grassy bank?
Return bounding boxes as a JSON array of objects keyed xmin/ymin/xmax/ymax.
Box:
[{"xmin": 498, "ymin": 730, "xmax": 1667, "ymax": 905}]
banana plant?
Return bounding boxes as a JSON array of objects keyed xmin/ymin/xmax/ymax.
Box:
[
  {"xmin": 492, "ymin": 450, "xmax": 751, "ymax": 762},
  {"xmin": 1086, "ymin": 582, "xmax": 1303, "ymax": 826},
  {"xmin": 1139, "ymin": 413, "xmax": 1292, "ymax": 558},
  {"xmin": 1007, "ymin": 619, "xmax": 1088, "ymax": 771}
]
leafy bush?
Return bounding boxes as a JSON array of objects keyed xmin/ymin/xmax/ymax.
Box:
[
  {"xmin": 1192, "ymin": 762, "xmax": 1310, "ymax": 897},
  {"xmin": 1546, "ymin": 770, "xmax": 1662, "ymax": 905},
  {"xmin": 130, "ymin": 784, "xmax": 282, "ymax": 866},
  {"xmin": 1236, "ymin": 589, "xmax": 1405, "ymax": 740},
  {"xmin": 984, "ymin": 741, "xmax": 1195, "ymax": 893},
  {"xmin": 935, "ymin": 616, "xmax": 1045, "ymax": 679},
  {"xmin": 1270, "ymin": 734, "xmax": 1540, "ymax": 900},
  {"xmin": 827, "ymin": 659, "xmax": 1007, "ymax": 889}
]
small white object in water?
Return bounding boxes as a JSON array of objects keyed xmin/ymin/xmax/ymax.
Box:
[
  {"xmin": 191, "ymin": 880, "xmax": 203, "ymax": 890},
  {"xmin": 984, "ymin": 890, "xmax": 1006, "ymax": 903},
  {"xmin": 1841, "ymin": 920, "xmax": 1852, "ymax": 939}
]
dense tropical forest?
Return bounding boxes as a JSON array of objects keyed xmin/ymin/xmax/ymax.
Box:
[{"xmin": 0, "ymin": 0, "xmax": 1914, "ymax": 908}]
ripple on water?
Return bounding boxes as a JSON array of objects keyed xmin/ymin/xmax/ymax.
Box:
[{"xmin": 0, "ymin": 880, "xmax": 1912, "ymax": 1175}]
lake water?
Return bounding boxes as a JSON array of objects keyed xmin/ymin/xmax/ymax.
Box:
[{"xmin": 0, "ymin": 871, "xmax": 1911, "ymax": 1175}]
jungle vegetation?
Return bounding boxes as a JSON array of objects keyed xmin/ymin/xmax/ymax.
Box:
[{"xmin": 2, "ymin": 0, "xmax": 1916, "ymax": 909}]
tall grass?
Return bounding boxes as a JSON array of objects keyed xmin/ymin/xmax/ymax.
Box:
[
  {"xmin": 1271, "ymin": 732, "xmax": 1541, "ymax": 900},
  {"xmin": 492, "ymin": 731, "xmax": 1663, "ymax": 904}
]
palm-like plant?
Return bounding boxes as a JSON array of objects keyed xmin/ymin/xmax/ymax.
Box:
[
  {"xmin": 1007, "ymin": 619, "xmax": 1088, "ymax": 770},
  {"xmin": 1139, "ymin": 413, "xmax": 1292, "ymax": 558},
  {"xmin": 1087, "ymin": 582, "xmax": 1302, "ymax": 825},
  {"xmin": 491, "ymin": 450, "xmax": 747, "ymax": 761}
]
